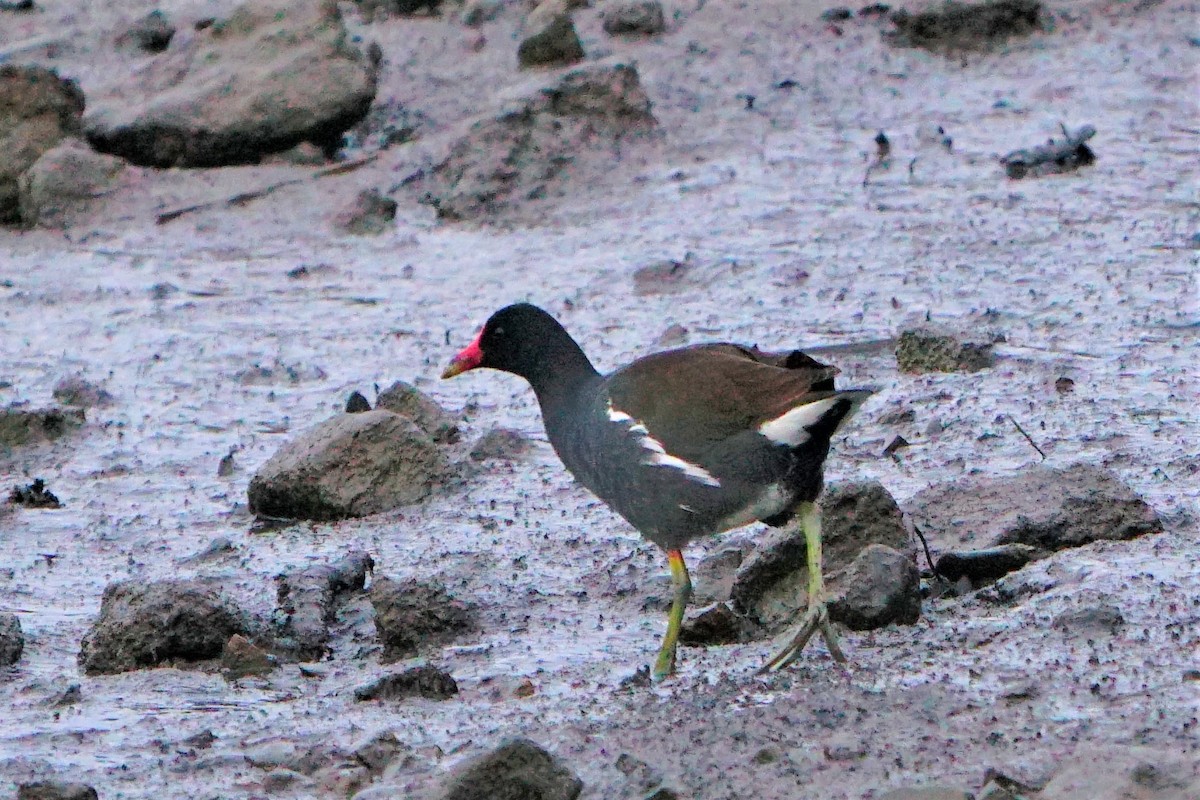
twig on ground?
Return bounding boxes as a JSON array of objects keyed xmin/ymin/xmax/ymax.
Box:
[
  {"xmin": 156, "ymin": 154, "xmax": 379, "ymax": 225},
  {"xmin": 1007, "ymin": 414, "xmax": 1046, "ymax": 460}
]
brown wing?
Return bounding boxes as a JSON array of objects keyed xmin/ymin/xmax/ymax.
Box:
[{"xmin": 604, "ymin": 343, "xmax": 840, "ymax": 462}]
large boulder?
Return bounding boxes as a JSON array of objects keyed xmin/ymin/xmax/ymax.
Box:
[
  {"xmin": 85, "ymin": 0, "xmax": 378, "ymax": 167},
  {"xmin": 420, "ymin": 60, "xmax": 657, "ymax": 221},
  {"xmin": 905, "ymin": 463, "xmax": 1163, "ymax": 557},
  {"xmin": 248, "ymin": 409, "xmax": 448, "ymax": 520},
  {"xmin": 78, "ymin": 580, "xmax": 249, "ymax": 675},
  {"xmin": 732, "ymin": 481, "xmax": 918, "ymax": 632},
  {"xmin": 0, "ymin": 65, "xmax": 85, "ymax": 225}
]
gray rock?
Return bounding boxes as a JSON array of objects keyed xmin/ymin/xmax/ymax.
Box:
[
  {"xmin": 934, "ymin": 543, "xmax": 1038, "ymax": 584},
  {"xmin": 469, "ymin": 427, "xmax": 532, "ymax": 461},
  {"xmin": 0, "ymin": 65, "xmax": 84, "ymax": 225},
  {"xmin": 886, "ymin": 0, "xmax": 1042, "ymax": 52},
  {"xmin": 1051, "ymin": 602, "xmax": 1125, "ymax": 635},
  {"xmin": 334, "ymin": 189, "xmax": 397, "ymax": 235},
  {"xmin": 679, "ymin": 601, "xmax": 760, "ymax": 646},
  {"xmin": 16, "ymin": 783, "xmax": 99, "ymax": 800},
  {"xmin": 243, "ymin": 734, "xmax": 346, "ymax": 774},
  {"xmin": 420, "ymin": 60, "xmax": 657, "ymax": 221},
  {"xmin": 221, "ymin": 633, "xmax": 275, "ymax": 679},
  {"xmin": 275, "ymin": 550, "xmax": 374, "ymax": 659},
  {"xmin": 828, "ymin": 544, "xmax": 921, "ymax": 630},
  {"xmin": 352, "ymin": 729, "xmax": 409, "ymax": 774},
  {"xmin": 115, "ymin": 10, "xmax": 176, "ymax": 53},
  {"xmin": 85, "ymin": 0, "xmax": 377, "ymax": 167},
  {"xmin": 247, "ymin": 409, "xmax": 447, "ymax": 520},
  {"xmin": 370, "ymin": 576, "xmax": 475, "ymax": 659},
  {"xmin": 78, "ymin": 579, "xmax": 248, "ymax": 674},
  {"xmin": 376, "ymin": 380, "xmax": 460, "ymax": 443},
  {"xmin": 0, "ymin": 405, "xmax": 85, "ymax": 448},
  {"xmin": 895, "ymin": 327, "xmax": 995, "ymax": 373},
  {"xmin": 346, "ymin": 391, "xmax": 372, "ymax": 413},
  {"xmin": 518, "ymin": 12, "xmax": 585, "ymax": 69},
  {"xmin": 356, "ymin": 0, "xmax": 443, "ymax": 23},
  {"xmin": 261, "ymin": 768, "xmax": 314, "ymax": 792},
  {"xmin": 602, "ymin": 1, "xmax": 666, "ymax": 36},
  {"xmin": 0, "ymin": 612, "xmax": 24, "ymax": 665},
  {"xmin": 440, "ymin": 738, "xmax": 582, "ymax": 800},
  {"xmin": 51, "ymin": 374, "xmax": 115, "ymax": 408},
  {"xmin": 17, "ymin": 139, "xmax": 125, "ymax": 228},
  {"xmin": 732, "ymin": 481, "xmax": 911, "ymax": 630},
  {"xmin": 355, "ymin": 664, "xmax": 459, "ymax": 701},
  {"xmin": 905, "ymin": 463, "xmax": 1163, "ymax": 556}
]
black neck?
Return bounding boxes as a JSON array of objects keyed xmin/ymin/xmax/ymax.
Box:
[{"xmin": 523, "ymin": 335, "xmax": 601, "ymax": 416}]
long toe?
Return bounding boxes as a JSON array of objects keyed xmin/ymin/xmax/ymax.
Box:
[{"xmin": 760, "ymin": 603, "xmax": 843, "ymax": 673}]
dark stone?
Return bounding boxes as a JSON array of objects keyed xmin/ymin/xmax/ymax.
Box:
[
  {"xmin": 221, "ymin": 634, "xmax": 275, "ymax": 679},
  {"xmin": 469, "ymin": 427, "xmax": 532, "ymax": 461},
  {"xmin": 346, "ymin": 391, "xmax": 372, "ymax": 413},
  {"xmin": 1052, "ymin": 603, "xmax": 1125, "ymax": 635},
  {"xmin": 0, "ymin": 612, "xmax": 24, "ymax": 665},
  {"xmin": 370, "ymin": 576, "xmax": 475, "ymax": 660},
  {"xmin": 518, "ymin": 14, "xmax": 586, "ymax": 69},
  {"xmin": 333, "ymin": 189, "xmax": 398, "ymax": 235},
  {"xmin": 355, "ymin": 664, "xmax": 459, "ymax": 701},
  {"xmin": 248, "ymin": 410, "xmax": 447, "ymax": 520},
  {"xmin": 276, "ymin": 550, "xmax": 374, "ymax": 659},
  {"xmin": 887, "ymin": 0, "xmax": 1042, "ymax": 51},
  {"xmin": 896, "ymin": 328, "xmax": 995, "ymax": 373},
  {"xmin": 732, "ymin": 481, "xmax": 910, "ymax": 630},
  {"xmin": 17, "ymin": 783, "xmax": 98, "ymax": 800},
  {"xmin": 679, "ymin": 602, "xmax": 760, "ymax": 646},
  {"xmin": 828, "ymin": 544, "xmax": 921, "ymax": 630},
  {"xmin": 602, "ymin": 1, "xmax": 667, "ymax": 36},
  {"xmin": 115, "ymin": 10, "xmax": 176, "ymax": 53},
  {"xmin": 52, "ymin": 376, "xmax": 114, "ymax": 408},
  {"xmin": 440, "ymin": 738, "xmax": 582, "ymax": 800},
  {"xmin": 376, "ymin": 380, "xmax": 460, "ymax": 443},
  {"xmin": 821, "ymin": 7, "xmax": 854, "ymax": 21},
  {"xmin": 935, "ymin": 544, "xmax": 1038, "ymax": 583},
  {"xmin": 906, "ymin": 464, "xmax": 1163, "ymax": 556},
  {"xmin": 356, "ymin": 0, "xmax": 443, "ymax": 22},
  {"xmin": 78, "ymin": 579, "xmax": 248, "ymax": 674},
  {"xmin": 0, "ymin": 405, "xmax": 85, "ymax": 447},
  {"xmin": 8, "ymin": 478, "xmax": 62, "ymax": 508},
  {"xmin": 0, "ymin": 65, "xmax": 85, "ymax": 225}
]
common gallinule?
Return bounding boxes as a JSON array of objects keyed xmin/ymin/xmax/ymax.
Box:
[{"xmin": 442, "ymin": 304, "xmax": 871, "ymax": 679}]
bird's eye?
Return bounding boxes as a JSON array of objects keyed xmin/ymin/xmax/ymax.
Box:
[{"xmin": 494, "ymin": 327, "xmax": 505, "ymax": 336}]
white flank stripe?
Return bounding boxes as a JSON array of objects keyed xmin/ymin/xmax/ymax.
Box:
[
  {"xmin": 607, "ymin": 405, "xmax": 634, "ymax": 424},
  {"xmin": 758, "ymin": 397, "xmax": 841, "ymax": 447},
  {"xmin": 606, "ymin": 400, "xmax": 721, "ymax": 488}
]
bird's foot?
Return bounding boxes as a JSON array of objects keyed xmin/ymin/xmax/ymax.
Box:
[
  {"xmin": 758, "ymin": 601, "xmax": 846, "ymax": 674},
  {"xmin": 651, "ymin": 645, "xmax": 677, "ymax": 682}
]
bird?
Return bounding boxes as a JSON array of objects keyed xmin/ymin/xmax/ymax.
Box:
[{"xmin": 442, "ymin": 303, "xmax": 871, "ymax": 680}]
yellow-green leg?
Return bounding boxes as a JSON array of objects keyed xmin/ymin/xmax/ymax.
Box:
[
  {"xmin": 760, "ymin": 501, "xmax": 846, "ymax": 672},
  {"xmin": 652, "ymin": 548, "xmax": 692, "ymax": 681}
]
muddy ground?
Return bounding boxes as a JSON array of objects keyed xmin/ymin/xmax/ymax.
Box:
[{"xmin": 1, "ymin": 0, "xmax": 1198, "ymax": 797}]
